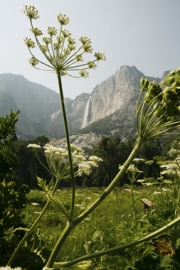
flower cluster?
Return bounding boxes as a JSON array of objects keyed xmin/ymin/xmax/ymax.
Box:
[
  {"xmin": 158, "ymin": 141, "xmax": 180, "ymax": 177},
  {"xmin": 23, "ymin": 5, "xmax": 106, "ymax": 77},
  {"xmin": 136, "ymin": 69, "xmax": 180, "ymax": 141},
  {"xmin": 119, "ymin": 163, "xmax": 143, "ymax": 185},
  {"xmin": 160, "ymin": 161, "xmax": 180, "ymax": 177},
  {"xmin": 27, "ymin": 143, "xmax": 102, "ymax": 179},
  {"xmin": 140, "ymin": 68, "xmax": 180, "ymax": 123},
  {"xmin": 122, "ymin": 164, "xmax": 143, "ymax": 174},
  {"xmin": 27, "ymin": 143, "xmax": 41, "ymax": 149},
  {"xmin": 23, "ymin": 5, "xmax": 39, "ymax": 19}
]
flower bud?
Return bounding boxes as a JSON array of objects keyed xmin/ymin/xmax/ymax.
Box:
[
  {"xmin": 29, "ymin": 57, "xmax": 38, "ymax": 66},
  {"xmin": 83, "ymin": 44, "xmax": 93, "ymax": 53},
  {"xmin": 57, "ymin": 13, "xmax": 69, "ymax": 25},
  {"xmin": 62, "ymin": 29, "xmax": 71, "ymax": 37},
  {"xmin": 24, "ymin": 37, "xmax": 35, "ymax": 48},
  {"xmin": 23, "ymin": 5, "xmax": 39, "ymax": 19},
  {"xmin": 162, "ymin": 70, "xmax": 176, "ymax": 86},
  {"xmin": 68, "ymin": 37, "xmax": 76, "ymax": 45},
  {"xmin": 42, "ymin": 37, "xmax": 51, "ymax": 44},
  {"xmin": 94, "ymin": 52, "xmax": 106, "ymax": 61},
  {"xmin": 41, "ymin": 45, "xmax": 48, "ymax": 52},
  {"xmin": 47, "ymin": 27, "xmax": 57, "ymax": 36},
  {"xmin": 140, "ymin": 77, "xmax": 149, "ymax": 91},
  {"xmin": 79, "ymin": 37, "xmax": 91, "ymax": 45},
  {"xmin": 75, "ymin": 54, "xmax": 83, "ymax": 62},
  {"xmin": 87, "ymin": 61, "xmax": 97, "ymax": 69},
  {"xmin": 56, "ymin": 36, "xmax": 64, "ymax": 43},
  {"xmin": 68, "ymin": 44, "xmax": 76, "ymax": 51},
  {"xmin": 53, "ymin": 43, "xmax": 60, "ymax": 50},
  {"xmin": 31, "ymin": 28, "xmax": 43, "ymax": 36},
  {"xmin": 79, "ymin": 70, "xmax": 89, "ymax": 78}
]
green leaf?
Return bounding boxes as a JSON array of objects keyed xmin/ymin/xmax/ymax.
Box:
[
  {"xmin": 47, "ymin": 193, "xmax": 71, "ymax": 219},
  {"xmin": 37, "ymin": 176, "xmax": 48, "ymax": 192}
]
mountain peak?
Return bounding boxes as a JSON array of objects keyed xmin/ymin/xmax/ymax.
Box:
[{"xmin": 0, "ymin": 66, "xmax": 167, "ymax": 139}]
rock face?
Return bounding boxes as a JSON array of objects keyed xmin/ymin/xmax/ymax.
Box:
[
  {"xmin": 88, "ymin": 66, "xmax": 144, "ymax": 124},
  {"xmin": 0, "ymin": 66, "xmax": 162, "ymax": 139},
  {"xmin": 48, "ymin": 65, "xmax": 161, "ymax": 138},
  {"xmin": 43, "ymin": 93, "xmax": 90, "ymax": 138},
  {"xmin": 50, "ymin": 132, "xmax": 102, "ymax": 150}
]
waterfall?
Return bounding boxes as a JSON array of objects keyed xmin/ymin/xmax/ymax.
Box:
[{"xmin": 81, "ymin": 96, "xmax": 91, "ymax": 128}]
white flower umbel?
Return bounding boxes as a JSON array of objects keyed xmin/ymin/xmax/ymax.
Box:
[
  {"xmin": 43, "ymin": 143, "xmax": 102, "ymax": 179},
  {"xmin": 160, "ymin": 163, "xmax": 180, "ymax": 176},
  {"xmin": 27, "ymin": 143, "xmax": 41, "ymax": 149},
  {"xmin": 119, "ymin": 164, "xmax": 143, "ymax": 174},
  {"xmin": 89, "ymin": 156, "xmax": 103, "ymax": 163},
  {"xmin": 136, "ymin": 179, "xmax": 146, "ymax": 183},
  {"xmin": 142, "ymin": 182, "xmax": 153, "ymax": 186},
  {"xmin": 133, "ymin": 158, "xmax": 145, "ymax": 163},
  {"xmin": 23, "ymin": 5, "xmax": 106, "ymax": 77}
]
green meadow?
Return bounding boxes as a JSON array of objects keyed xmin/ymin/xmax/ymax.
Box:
[{"xmin": 23, "ymin": 185, "xmax": 180, "ymax": 269}]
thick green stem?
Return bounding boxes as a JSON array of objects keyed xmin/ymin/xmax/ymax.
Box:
[
  {"xmin": 7, "ymin": 178, "xmax": 60, "ymax": 266},
  {"xmin": 44, "ymin": 138, "xmax": 143, "ymax": 268},
  {"xmin": 57, "ymin": 215, "xmax": 180, "ymax": 268},
  {"xmin": 56, "ymin": 71, "xmax": 75, "ymax": 219},
  {"xmin": 75, "ymin": 138, "xmax": 143, "ymax": 223},
  {"xmin": 44, "ymin": 221, "xmax": 74, "ymax": 269}
]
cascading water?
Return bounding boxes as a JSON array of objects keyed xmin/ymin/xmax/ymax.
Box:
[{"xmin": 81, "ymin": 96, "xmax": 91, "ymax": 128}]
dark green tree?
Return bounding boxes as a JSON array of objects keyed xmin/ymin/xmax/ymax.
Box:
[
  {"xmin": 28, "ymin": 135, "xmax": 49, "ymax": 147},
  {"xmin": 0, "ymin": 110, "xmax": 29, "ymax": 266},
  {"xmin": 137, "ymin": 140, "xmax": 162, "ymax": 178},
  {"xmin": 13, "ymin": 136, "xmax": 51, "ymax": 188},
  {"xmin": 83, "ymin": 136, "xmax": 135, "ymax": 186},
  {"xmin": 81, "ymin": 137, "xmax": 163, "ymax": 187}
]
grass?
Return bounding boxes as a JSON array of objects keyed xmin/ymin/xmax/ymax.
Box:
[
  {"xmin": 21, "ymin": 184, "xmax": 180, "ymax": 269},
  {"xmin": 23, "ymin": 187, "xmax": 152, "ymax": 252}
]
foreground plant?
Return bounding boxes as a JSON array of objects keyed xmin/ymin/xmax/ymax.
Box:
[
  {"xmin": 119, "ymin": 162, "xmax": 143, "ymax": 225},
  {"xmin": 23, "ymin": 3, "xmax": 105, "ymax": 222},
  {"xmin": 158, "ymin": 141, "xmax": 180, "ymax": 218},
  {"xmin": 7, "ymin": 5, "xmax": 180, "ymax": 270}
]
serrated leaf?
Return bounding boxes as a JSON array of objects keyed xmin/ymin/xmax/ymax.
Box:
[
  {"xmin": 37, "ymin": 176, "xmax": 48, "ymax": 192},
  {"xmin": 47, "ymin": 194, "xmax": 70, "ymax": 219}
]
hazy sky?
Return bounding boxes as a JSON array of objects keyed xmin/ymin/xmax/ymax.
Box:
[{"xmin": 1, "ymin": 0, "xmax": 180, "ymax": 99}]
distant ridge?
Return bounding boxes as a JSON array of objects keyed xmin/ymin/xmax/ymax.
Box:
[{"xmin": 0, "ymin": 66, "xmax": 163, "ymax": 140}]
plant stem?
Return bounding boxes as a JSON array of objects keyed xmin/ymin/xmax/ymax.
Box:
[
  {"xmin": 44, "ymin": 221, "xmax": 74, "ymax": 269},
  {"xmin": 7, "ymin": 201, "xmax": 49, "ymax": 266},
  {"xmin": 44, "ymin": 138, "xmax": 143, "ymax": 268},
  {"xmin": 7, "ymin": 178, "xmax": 60, "ymax": 266},
  {"xmin": 131, "ymin": 188, "xmax": 138, "ymax": 226},
  {"xmin": 56, "ymin": 70, "xmax": 75, "ymax": 219},
  {"xmin": 57, "ymin": 215, "xmax": 180, "ymax": 268},
  {"xmin": 75, "ymin": 138, "xmax": 143, "ymax": 223}
]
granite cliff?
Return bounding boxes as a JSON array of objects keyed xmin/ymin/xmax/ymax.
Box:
[{"xmin": 0, "ymin": 66, "xmax": 162, "ymax": 139}]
